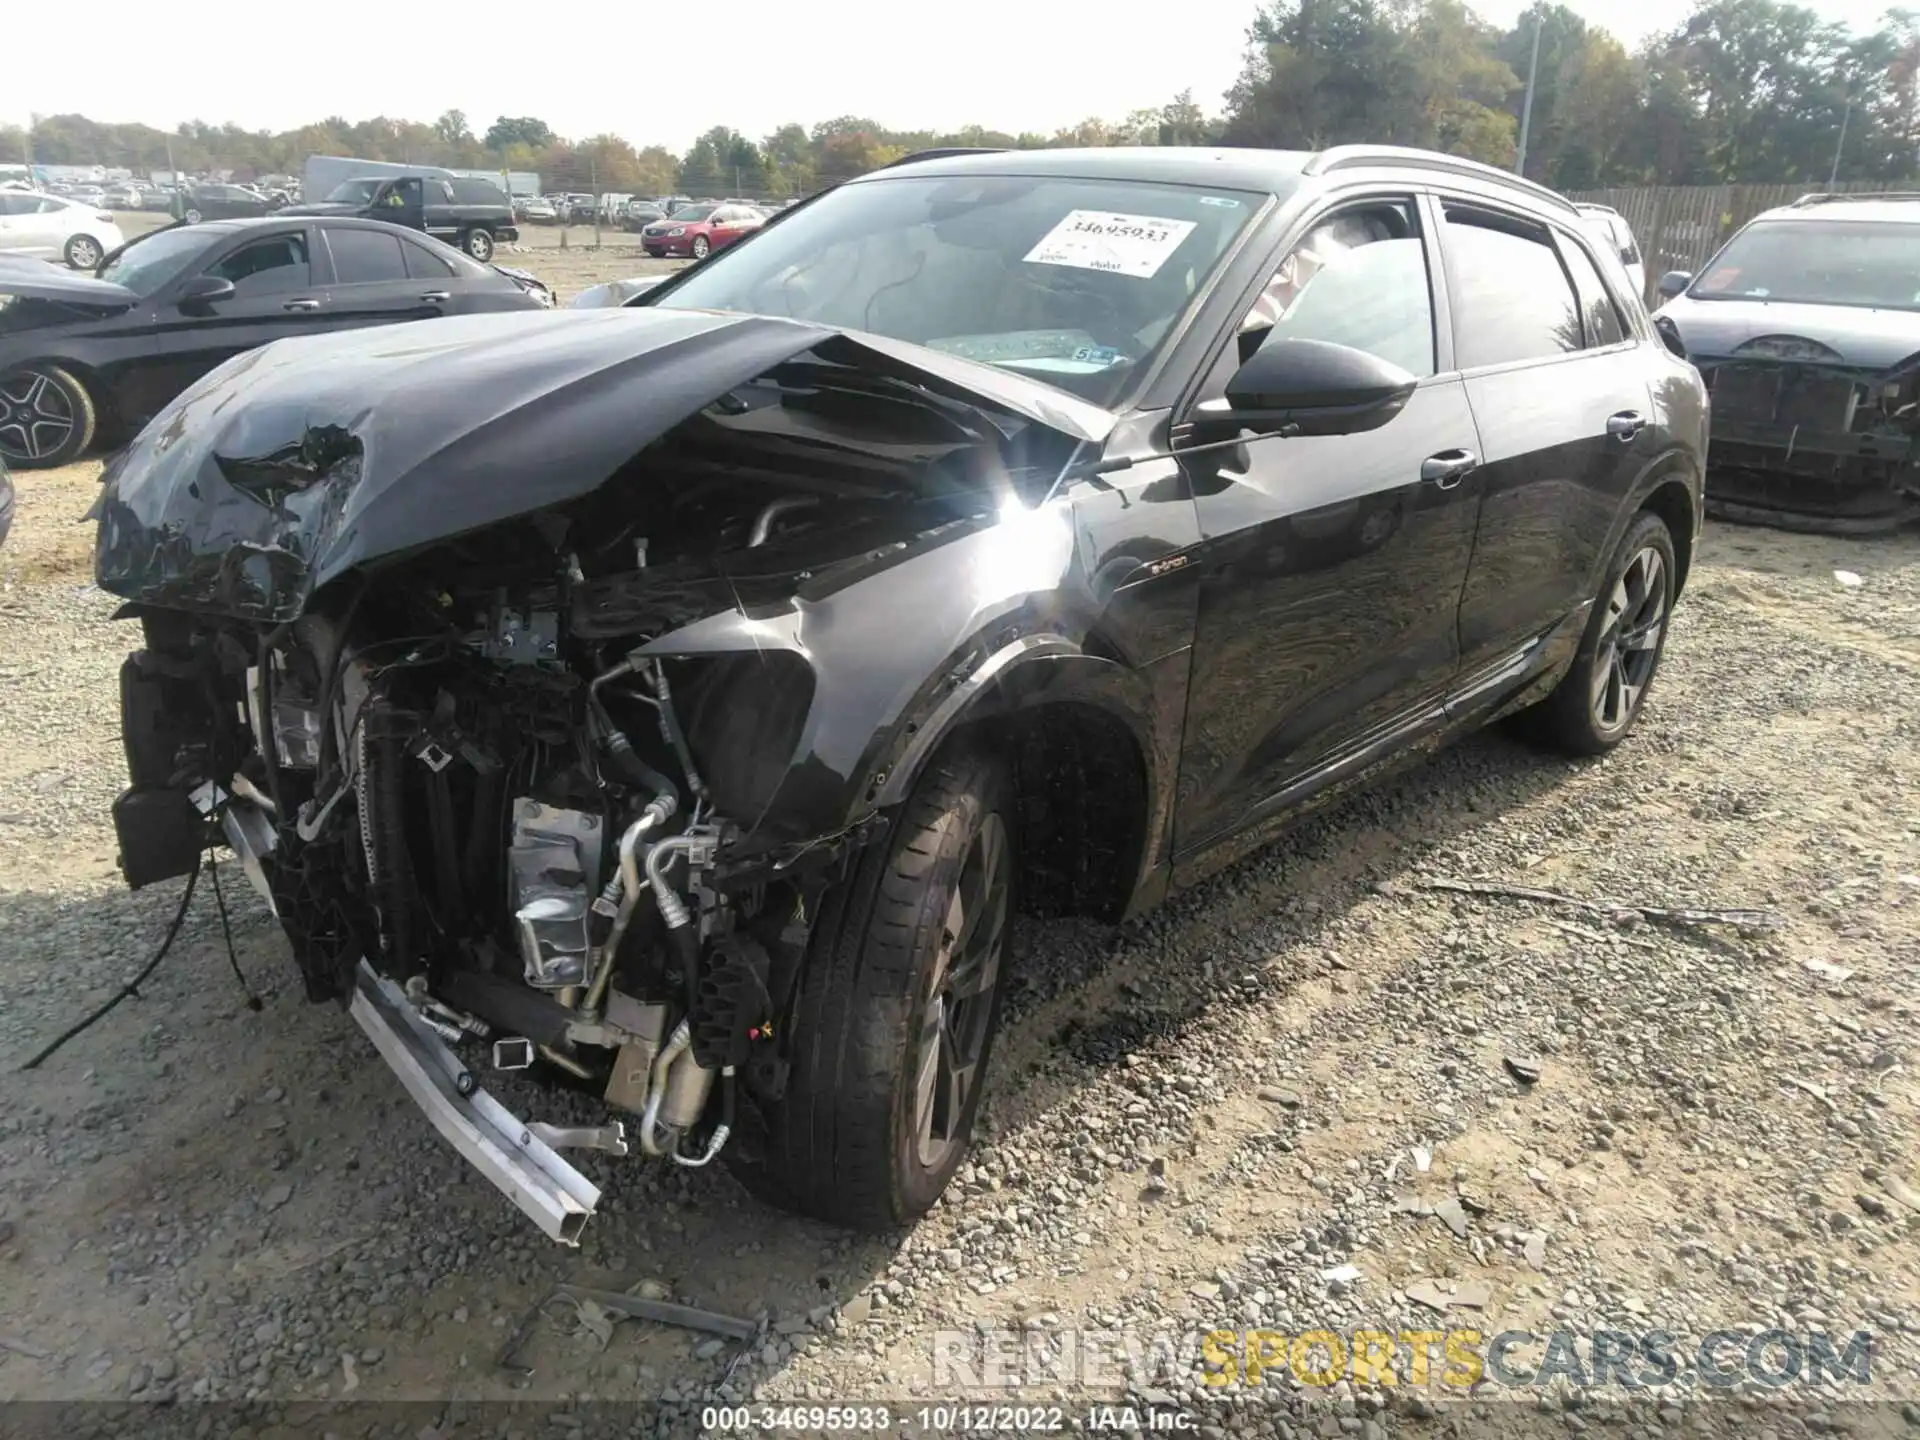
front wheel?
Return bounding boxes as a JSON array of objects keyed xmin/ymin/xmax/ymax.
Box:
[
  {"xmin": 690, "ymin": 235, "xmax": 710, "ymax": 259},
  {"xmin": 0, "ymin": 364, "xmax": 97, "ymax": 468},
  {"xmin": 183, "ymin": 208, "xmax": 203, "ymax": 225},
  {"xmin": 64, "ymin": 234, "xmax": 103, "ymax": 270},
  {"xmin": 733, "ymin": 742, "xmax": 1014, "ymax": 1229},
  {"xmin": 1520, "ymin": 509, "xmax": 1677, "ymax": 755},
  {"xmin": 461, "ymin": 228, "xmax": 495, "ymax": 262}
]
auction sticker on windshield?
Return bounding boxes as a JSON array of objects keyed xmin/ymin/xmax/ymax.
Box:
[{"xmin": 1025, "ymin": 211, "xmax": 1198, "ymax": 279}]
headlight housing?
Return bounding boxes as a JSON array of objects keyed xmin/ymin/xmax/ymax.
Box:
[{"xmin": 668, "ymin": 226, "xmax": 685, "ymax": 236}]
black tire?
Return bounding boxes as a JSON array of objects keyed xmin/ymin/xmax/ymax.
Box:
[
  {"xmin": 0, "ymin": 364, "xmax": 97, "ymax": 469},
  {"xmin": 64, "ymin": 234, "xmax": 103, "ymax": 270},
  {"xmin": 690, "ymin": 235, "xmax": 710, "ymax": 259},
  {"xmin": 461, "ymin": 228, "xmax": 495, "ymax": 262},
  {"xmin": 734, "ymin": 743, "xmax": 1015, "ymax": 1229},
  {"xmin": 1520, "ymin": 509, "xmax": 1677, "ymax": 756}
]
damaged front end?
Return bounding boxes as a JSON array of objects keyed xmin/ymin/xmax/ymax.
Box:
[
  {"xmin": 95, "ymin": 306, "xmax": 1104, "ymax": 1242},
  {"xmin": 1696, "ymin": 336, "xmax": 1920, "ymax": 534}
]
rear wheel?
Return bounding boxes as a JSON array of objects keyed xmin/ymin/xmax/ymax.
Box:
[
  {"xmin": 64, "ymin": 234, "xmax": 103, "ymax": 270},
  {"xmin": 733, "ymin": 743, "xmax": 1014, "ymax": 1229},
  {"xmin": 1520, "ymin": 510, "xmax": 1676, "ymax": 755},
  {"xmin": 461, "ymin": 228, "xmax": 495, "ymax": 262},
  {"xmin": 0, "ymin": 365, "xmax": 96, "ymax": 468}
]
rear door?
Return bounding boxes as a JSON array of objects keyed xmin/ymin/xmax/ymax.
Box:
[
  {"xmin": 124, "ymin": 225, "xmax": 325, "ymax": 425},
  {"xmin": 316, "ymin": 225, "xmax": 445, "ymax": 331},
  {"xmin": 1437, "ymin": 197, "xmax": 1654, "ymax": 674}
]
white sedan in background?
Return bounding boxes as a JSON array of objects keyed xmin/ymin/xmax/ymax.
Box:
[{"xmin": 0, "ymin": 191, "xmax": 124, "ymax": 269}]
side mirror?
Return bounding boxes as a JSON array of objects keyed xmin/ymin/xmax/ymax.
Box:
[
  {"xmin": 1657, "ymin": 270, "xmax": 1692, "ymax": 299},
  {"xmin": 1218, "ymin": 337, "xmax": 1419, "ymax": 438},
  {"xmin": 177, "ymin": 275, "xmax": 235, "ymax": 307}
]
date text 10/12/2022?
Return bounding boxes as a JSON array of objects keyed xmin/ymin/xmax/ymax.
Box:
[{"xmin": 700, "ymin": 1406, "xmax": 1195, "ymax": 1432}]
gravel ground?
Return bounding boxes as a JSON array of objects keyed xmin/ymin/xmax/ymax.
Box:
[{"xmin": 0, "ymin": 261, "xmax": 1916, "ymax": 1434}]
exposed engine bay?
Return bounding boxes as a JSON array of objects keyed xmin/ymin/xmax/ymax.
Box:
[
  {"xmin": 1696, "ymin": 343, "xmax": 1920, "ymax": 533},
  {"xmin": 99, "ymin": 315, "xmax": 1095, "ymax": 1242}
]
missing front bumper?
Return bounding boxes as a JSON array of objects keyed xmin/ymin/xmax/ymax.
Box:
[{"xmin": 348, "ymin": 959, "xmax": 603, "ymax": 1245}]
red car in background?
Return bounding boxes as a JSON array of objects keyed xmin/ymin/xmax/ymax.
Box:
[{"xmin": 639, "ymin": 203, "xmax": 765, "ymax": 259}]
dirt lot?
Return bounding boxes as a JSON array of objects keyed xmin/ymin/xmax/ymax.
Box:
[{"xmin": 0, "ymin": 243, "xmax": 1917, "ymax": 1434}]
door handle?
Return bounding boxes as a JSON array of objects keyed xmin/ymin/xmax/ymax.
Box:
[
  {"xmin": 1607, "ymin": 410, "xmax": 1647, "ymax": 441},
  {"xmin": 1420, "ymin": 449, "xmax": 1479, "ymax": 489},
  {"xmin": 282, "ymin": 298, "xmax": 320, "ymax": 312},
  {"xmin": 418, "ymin": 291, "xmax": 451, "ymax": 303}
]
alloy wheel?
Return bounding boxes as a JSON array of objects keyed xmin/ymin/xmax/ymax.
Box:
[
  {"xmin": 67, "ymin": 236, "xmax": 102, "ymax": 269},
  {"xmin": 910, "ymin": 811, "xmax": 1010, "ymax": 1170},
  {"xmin": 0, "ymin": 371, "xmax": 76, "ymax": 464},
  {"xmin": 1590, "ymin": 545, "xmax": 1667, "ymax": 732},
  {"xmin": 691, "ymin": 237, "xmax": 710, "ymax": 259}
]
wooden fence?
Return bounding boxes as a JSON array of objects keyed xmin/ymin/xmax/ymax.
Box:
[{"xmin": 1568, "ymin": 181, "xmax": 1901, "ymax": 304}]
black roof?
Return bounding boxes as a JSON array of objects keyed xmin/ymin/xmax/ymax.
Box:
[
  {"xmin": 858, "ymin": 143, "xmax": 1578, "ymax": 217},
  {"xmin": 855, "ymin": 146, "xmax": 1313, "ymax": 195}
]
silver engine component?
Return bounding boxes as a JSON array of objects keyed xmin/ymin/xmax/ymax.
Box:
[
  {"xmin": 602, "ymin": 992, "xmax": 669, "ymax": 1115},
  {"xmin": 508, "ymin": 799, "xmax": 605, "ymax": 989},
  {"xmin": 475, "ymin": 593, "xmax": 560, "ymax": 665}
]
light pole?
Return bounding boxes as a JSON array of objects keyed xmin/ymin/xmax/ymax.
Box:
[
  {"xmin": 1829, "ymin": 100, "xmax": 1851, "ymax": 188},
  {"xmin": 1516, "ymin": 9, "xmax": 1544, "ymax": 177}
]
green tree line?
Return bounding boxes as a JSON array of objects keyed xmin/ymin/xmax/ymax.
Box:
[{"xmin": 8, "ymin": 0, "xmax": 1919, "ymax": 194}]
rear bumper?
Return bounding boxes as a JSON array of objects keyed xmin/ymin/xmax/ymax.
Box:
[{"xmin": 494, "ymin": 224, "xmax": 519, "ymax": 243}]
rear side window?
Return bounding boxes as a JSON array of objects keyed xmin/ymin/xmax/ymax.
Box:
[
  {"xmin": 453, "ymin": 179, "xmax": 506, "ymax": 205},
  {"xmin": 402, "ymin": 239, "xmax": 456, "ymax": 279},
  {"xmin": 207, "ymin": 234, "xmax": 310, "ymax": 295},
  {"xmin": 326, "ymin": 227, "xmax": 408, "ymax": 283},
  {"xmin": 1558, "ymin": 237, "xmax": 1626, "ymax": 347},
  {"xmin": 1441, "ymin": 204, "xmax": 1582, "ymax": 369}
]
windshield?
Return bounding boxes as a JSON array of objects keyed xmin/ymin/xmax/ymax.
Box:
[
  {"xmin": 1692, "ymin": 219, "xmax": 1920, "ymax": 310},
  {"xmin": 324, "ymin": 179, "xmax": 382, "ymax": 204},
  {"xmin": 98, "ymin": 227, "xmax": 213, "ymax": 296},
  {"xmin": 670, "ymin": 205, "xmax": 716, "ymax": 222},
  {"xmin": 651, "ymin": 173, "xmax": 1267, "ymax": 406}
]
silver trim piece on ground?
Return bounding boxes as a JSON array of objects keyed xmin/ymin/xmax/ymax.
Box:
[{"xmin": 348, "ymin": 959, "xmax": 603, "ymax": 1245}]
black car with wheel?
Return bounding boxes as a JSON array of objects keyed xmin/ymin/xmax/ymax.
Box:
[
  {"xmin": 91, "ymin": 145, "xmax": 1705, "ymax": 1242},
  {"xmin": 0, "ymin": 217, "xmax": 550, "ymax": 467},
  {"xmin": 174, "ymin": 183, "xmax": 284, "ymax": 224}
]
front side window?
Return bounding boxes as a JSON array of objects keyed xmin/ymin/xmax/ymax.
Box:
[
  {"xmin": 651, "ymin": 172, "xmax": 1270, "ymax": 407},
  {"xmin": 1691, "ymin": 219, "xmax": 1920, "ymax": 310},
  {"xmin": 1442, "ymin": 204, "xmax": 1582, "ymax": 369},
  {"xmin": 207, "ymin": 235, "xmax": 310, "ymax": 295},
  {"xmin": 325, "ymin": 179, "xmax": 383, "ymax": 205},
  {"xmin": 1235, "ymin": 201, "xmax": 1436, "ymax": 379},
  {"xmin": 326, "ymin": 228, "xmax": 407, "ymax": 284}
]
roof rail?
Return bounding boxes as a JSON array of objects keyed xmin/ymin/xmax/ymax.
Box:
[
  {"xmin": 1303, "ymin": 145, "xmax": 1579, "ymax": 215},
  {"xmin": 883, "ymin": 147, "xmax": 1009, "ymax": 170},
  {"xmin": 1790, "ymin": 190, "xmax": 1920, "ymax": 207}
]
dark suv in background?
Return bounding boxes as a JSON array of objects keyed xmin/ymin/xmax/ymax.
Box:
[{"xmin": 281, "ymin": 175, "xmax": 520, "ymax": 262}]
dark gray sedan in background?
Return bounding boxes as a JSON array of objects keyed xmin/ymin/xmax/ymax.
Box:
[{"xmin": 1655, "ymin": 192, "xmax": 1920, "ymax": 533}]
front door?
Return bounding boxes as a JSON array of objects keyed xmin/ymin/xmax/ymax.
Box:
[
  {"xmin": 124, "ymin": 226, "xmax": 326, "ymax": 428},
  {"xmin": 1176, "ymin": 192, "xmax": 1483, "ymax": 853},
  {"xmin": 1432, "ymin": 198, "xmax": 1655, "ymax": 669}
]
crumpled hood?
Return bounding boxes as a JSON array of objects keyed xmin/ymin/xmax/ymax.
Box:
[
  {"xmin": 1657, "ymin": 294, "xmax": 1920, "ymax": 370},
  {"xmin": 94, "ymin": 305, "xmax": 1114, "ymax": 622},
  {"xmin": 0, "ymin": 256, "xmax": 138, "ymax": 309}
]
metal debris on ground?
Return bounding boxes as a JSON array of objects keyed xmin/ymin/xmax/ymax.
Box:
[
  {"xmin": 1834, "ymin": 570, "xmax": 1865, "ymax": 588},
  {"xmin": 497, "ymin": 1280, "xmax": 759, "ymax": 1375},
  {"xmin": 1403, "ymin": 1277, "xmax": 1492, "ymax": 1312},
  {"xmin": 1401, "ymin": 876, "xmax": 1783, "ymax": 932},
  {"xmin": 1802, "ymin": 958, "xmax": 1854, "ymax": 981},
  {"xmin": 1503, "ymin": 1056, "xmax": 1543, "ymax": 1085}
]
